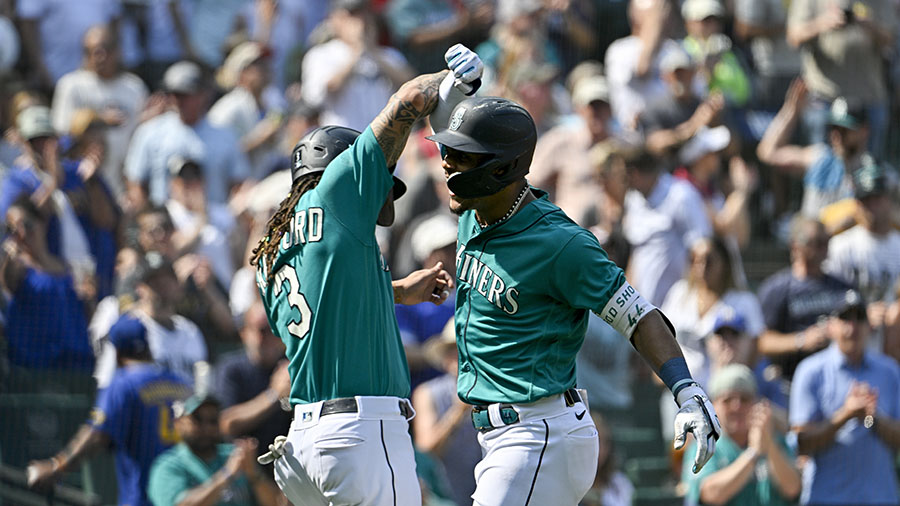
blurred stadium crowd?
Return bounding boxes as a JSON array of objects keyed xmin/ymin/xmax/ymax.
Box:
[{"xmin": 1, "ymin": 0, "xmax": 900, "ymax": 504}]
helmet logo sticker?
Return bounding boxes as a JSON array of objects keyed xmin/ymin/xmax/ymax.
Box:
[
  {"xmin": 293, "ymin": 150, "xmax": 302, "ymax": 169},
  {"xmin": 449, "ymin": 107, "xmax": 466, "ymax": 131}
]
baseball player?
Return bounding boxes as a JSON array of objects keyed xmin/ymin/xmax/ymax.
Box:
[
  {"xmin": 26, "ymin": 315, "xmax": 192, "ymax": 505},
  {"xmin": 426, "ymin": 57, "xmax": 722, "ymax": 504},
  {"xmin": 248, "ymin": 45, "xmax": 480, "ymax": 505}
]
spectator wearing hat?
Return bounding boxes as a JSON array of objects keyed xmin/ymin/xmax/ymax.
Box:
[
  {"xmin": 683, "ymin": 364, "xmax": 801, "ymax": 506},
  {"xmin": 680, "ymin": 0, "xmax": 751, "ymax": 107},
  {"xmin": 790, "ymin": 289, "xmax": 900, "ymax": 505},
  {"xmin": 147, "ymin": 393, "xmax": 283, "ymax": 506},
  {"xmin": 707, "ymin": 310, "xmax": 790, "ymax": 412},
  {"xmin": 758, "ymin": 81, "xmax": 871, "ymax": 221},
  {"xmin": 26, "ymin": 315, "xmax": 192, "ymax": 506},
  {"xmin": 209, "ymin": 41, "xmax": 284, "ymax": 179},
  {"xmin": 51, "ymin": 24, "xmax": 148, "ymax": 197},
  {"xmin": 301, "ymin": 0, "xmax": 414, "ymax": 132},
  {"xmin": 165, "ymin": 156, "xmax": 237, "ymax": 289},
  {"xmin": 605, "ymin": 0, "xmax": 685, "ymax": 131},
  {"xmin": 214, "ymin": 301, "xmax": 292, "ymax": 459},
  {"xmin": 756, "ymin": 217, "xmax": 853, "ymax": 381},
  {"xmin": 412, "ymin": 319, "xmax": 480, "ymax": 506},
  {"xmin": 125, "ymin": 60, "xmax": 251, "ymax": 209},
  {"xmin": 824, "ymin": 161, "xmax": 900, "ymax": 334},
  {"xmin": 395, "ymin": 213, "xmax": 458, "ymax": 390},
  {"xmin": 674, "ymin": 126, "xmax": 757, "ymax": 249},
  {"xmin": 0, "ymin": 105, "xmax": 108, "ymax": 288},
  {"xmin": 641, "ymin": 47, "xmax": 725, "ymax": 158},
  {"xmin": 0, "ymin": 196, "xmax": 94, "ymax": 371},
  {"xmin": 621, "ymin": 145, "xmax": 712, "ymax": 307},
  {"xmin": 95, "ymin": 252, "xmax": 208, "ymax": 385},
  {"xmin": 531, "ymin": 74, "xmax": 618, "ymax": 226},
  {"xmin": 787, "ymin": 0, "xmax": 895, "ymax": 157}
]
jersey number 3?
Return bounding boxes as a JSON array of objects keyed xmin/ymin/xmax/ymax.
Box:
[{"xmin": 274, "ymin": 265, "xmax": 313, "ymax": 339}]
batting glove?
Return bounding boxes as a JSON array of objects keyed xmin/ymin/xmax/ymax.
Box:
[
  {"xmin": 444, "ymin": 43, "xmax": 482, "ymax": 95},
  {"xmin": 257, "ymin": 435, "xmax": 288, "ymax": 465},
  {"xmin": 674, "ymin": 383, "xmax": 721, "ymax": 474}
]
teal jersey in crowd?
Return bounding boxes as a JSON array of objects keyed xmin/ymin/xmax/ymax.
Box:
[
  {"xmin": 256, "ymin": 127, "xmax": 410, "ymax": 405},
  {"xmin": 147, "ymin": 443, "xmax": 254, "ymax": 506},
  {"xmin": 454, "ymin": 188, "xmax": 629, "ymax": 405}
]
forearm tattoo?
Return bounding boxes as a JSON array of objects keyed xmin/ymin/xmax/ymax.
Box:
[{"xmin": 372, "ymin": 70, "xmax": 448, "ymax": 168}]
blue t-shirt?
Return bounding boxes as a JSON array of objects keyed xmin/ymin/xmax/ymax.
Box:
[
  {"xmin": 394, "ymin": 297, "xmax": 455, "ymax": 390},
  {"xmin": 790, "ymin": 345, "xmax": 900, "ymax": 505},
  {"xmin": 90, "ymin": 363, "xmax": 192, "ymax": 506},
  {"xmin": 5, "ymin": 268, "xmax": 94, "ymax": 371},
  {"xmin": 0, "ymin": 160, "xmax": 117, "ymax": 299}
]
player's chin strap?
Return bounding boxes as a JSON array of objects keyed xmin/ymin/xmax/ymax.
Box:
[{"xmin": 257, "ymin": 435, "xmax": 288, "ymax": 465}]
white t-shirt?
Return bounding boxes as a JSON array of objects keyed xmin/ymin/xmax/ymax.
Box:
[
  {"xmin": 93, "ymin": 310, "xmax": 208, "ymax": 388},
  {"xmin": 165, "ymin": 199, "xmax": 236, "ymax": 289},
  {"xmin": 825, "ymin": 225, "xmax": 900, "ymax": 302},
  {"xmin": 661, "ymin": 279, "xmax": 766, "ymax": 389},
  {"xmin": 623, "ymin": 173, "xmax": 712, "ymax": 306},
  {"xmin": 52, "ymin": 69, "xmax": 148, "ymax": 195},
  {"xmin": 605, "ymin": 36, "xmax": 682, "ymax": 131},
  {"xmin": 301, "ymin": 39, "xmax": 409, "ymax": 131},
  {"xmin": 17, "ymin": 0, "xmax": 120, "ymax": 82}
]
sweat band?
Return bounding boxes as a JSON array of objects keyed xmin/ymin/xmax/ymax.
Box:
[{"xmin": 659, "ymin": 357, "xmax": 694, "ymax": 396}]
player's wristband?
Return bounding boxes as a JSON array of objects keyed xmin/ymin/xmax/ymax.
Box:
[
  {"xmin": 659, "ymin": 357, "xmax": 694, "ymax": 397},
  {"xmin": 597, "ymin": 281, "xmax": 655, "ymax": 339}
]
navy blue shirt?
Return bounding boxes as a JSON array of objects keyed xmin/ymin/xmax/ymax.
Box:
[
  {"xmin": 394, "ymin": 297, "xmax": 455, "ymax": 390},
  {"xmin": 5, "ymin": 268, "xmax": 94, "ymax": 371},
  {"xmin": 90, "ymin": 363, "xmax": 191, "ymax": 506},
  {"xmin": 757, "ymin": 268, "xmax": 851, "ymax": 378},
  {"xmin": 214, "ymin": 351, "xmax": 291, "ymax": 448}
]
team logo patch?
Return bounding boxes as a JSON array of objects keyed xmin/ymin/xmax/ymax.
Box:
[
  {"xmin": 301, "ymin": 411, "xmax": 313, "ymax": 422},
  {"xmin": 293, "ymin": 150, "xmax": 302, "ymax": 169},
  {"xmin": 449, "ymin": 107, "xmax": 466, "ymax": 131}
]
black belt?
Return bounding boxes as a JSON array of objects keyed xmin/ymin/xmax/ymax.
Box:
[{"xmin": 316, "ymin": 397, "xmax": 413, "ymax": 418}]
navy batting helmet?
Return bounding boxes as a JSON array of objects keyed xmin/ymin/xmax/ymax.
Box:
[
  {"xmin": 427, "ymin": 97, "xmax": 537, "ymax": 199},
  {"xmin": 291, "ymin": 125, "xmax": 406, "ymax": 198}
]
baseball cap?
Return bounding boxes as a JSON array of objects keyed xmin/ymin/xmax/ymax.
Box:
[
  {"xmin": 571, "ymin": 76, "xmax": 610, "ymax": 107},
  {"xmin": 17, "ymin": 105, "xmax": 55, "ymax": 141},
  {"xmin": 832, "ymin": 289, "xmax": 867, "ymax": 320},
  {"xmin": 679, "ymin": 126, "xmax": 730, "ymax": 166},
  {"xmin": 168, "ymin": 155, "xmax": 204, "ymax": 180},
  {"xmin": 659, "ymin": 47, "xmax": 693, "ymax": 74},
  {"xmin": 172, "ymin": 393, "xmax": 220, "ymax": 418},
  {"xmin": 681, "ymin": 0, "xmax": 725, "ymax": 21},
  {"xmin": 853, "ymin": 158, "xmax": 891, "ymax": 199},
  {"xmin": 107, "ymin": 315, "xmax": 149, "ymax": 357},
  {"xmin": 163, "ymin": 61, "xmax": 205, "ymax": 95},
  {"xmin": 709, "ymin": 364, "xmax": 757, "ymax": 400},
  {"xmin": 411, "ymin": 214, "xmax": 459, "ymax": 263},
  {"xmin": 218, "ymin": 41, "xmax": 271, "ymax": 89},
  {"xmin": 826, "ymin": 97, "xmax": 867, "ymax": 130},
  {"xmin": 712, "ymin": 309, "xmax": 747, "ymax": 336}
]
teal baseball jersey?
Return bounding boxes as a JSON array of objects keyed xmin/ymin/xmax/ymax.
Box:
[
  {"xmin": 454, "ymin": 187, "xmax": 651, "ymax": 405},
  {"xmin": 256, "ymin": 127, "xmax": 410, "ymax": 405}
]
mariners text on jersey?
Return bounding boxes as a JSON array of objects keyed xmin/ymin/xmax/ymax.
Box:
[{"xmin": 455, "ymin": 245, "xmax": 520, "ymax": 314}]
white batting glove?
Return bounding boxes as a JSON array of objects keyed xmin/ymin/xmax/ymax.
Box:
[
  {"xmin": 444, "ymin": 43, "xmax": 483, "ymax": 95},
  {"xmin": 674, "ymin": 383, "xmax": 721, "ymax": 474},
  {"xmin": 257, "ymin": 435, "xmax": 288, "ymax": 465}
]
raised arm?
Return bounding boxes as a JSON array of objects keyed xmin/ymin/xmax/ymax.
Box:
[
  {"xmin": 370, "ymin": 71, "xmax": 448, "ymax": 171},
  {"xmin": 756, "ymin": 79, "xmax": 817, "ymax": 175}
]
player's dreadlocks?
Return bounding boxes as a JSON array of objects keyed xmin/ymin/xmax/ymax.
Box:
[{"xmin": 249, "ymin": 174, "xmax": 322, "ymax": 281}]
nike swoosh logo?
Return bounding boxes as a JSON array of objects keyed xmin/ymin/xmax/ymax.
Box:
[{"xmin": 575, "ymin": 411, "xmax": 586, "ymax": 420}]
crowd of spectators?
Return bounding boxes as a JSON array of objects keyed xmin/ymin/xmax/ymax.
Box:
[{"xmin": 2, "ymin": 0, "xmax": 900, "ymax": 504}]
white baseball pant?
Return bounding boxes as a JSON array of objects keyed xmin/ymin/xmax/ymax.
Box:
[
  {"xmin": 472, "ymin": 392, "xmax": 599, "ymax": 506},
  {"xmin": 273, "ymin": 396, "xmax": 421, "ymax": 506}
]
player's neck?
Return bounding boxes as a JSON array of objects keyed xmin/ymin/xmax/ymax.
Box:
[{"xmin": 475, "ymin": 182, "xmax": 532, "ymax": 228}]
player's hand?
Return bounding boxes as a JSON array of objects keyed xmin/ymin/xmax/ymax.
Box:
[
  {"xmin": 445, "ymin": 44, "xmax": 483, "ymax": 95},
  {"xmin": 674, "ymin": 383, "xmax": 722, "ymax": 474},
  {"xmin": 394, "ymin": 262, "xmax": 455, "ymax": 306},
  {"xmin": 26, "ymin": 459, "xmax": 59, "ymax": 491}
]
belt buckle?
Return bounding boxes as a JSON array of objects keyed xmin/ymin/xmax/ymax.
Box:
[{"xmin": 471, "ymin": 404, "xmax": 519, "ymax": 432}]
